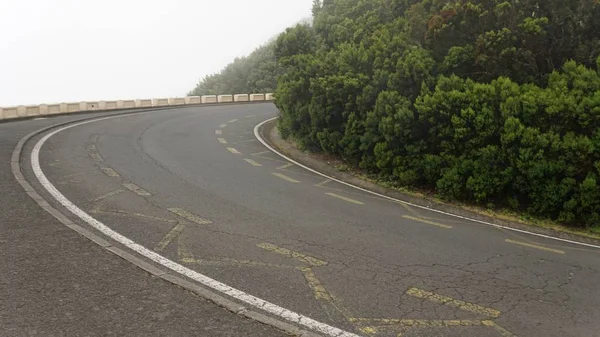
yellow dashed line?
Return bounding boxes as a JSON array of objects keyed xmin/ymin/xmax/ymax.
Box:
[
  {"xmin": 217, "ymin": 138, "xmax": 228, "ymax": 144},
  {"xmin": 244, "ymin": 159, "xmax": 262, "ymax": 167},
  {"xmin": 402, "ymin": 215, "xmax": 452, "ymax": 229},
  {"xmin": 228, "ymin": 119, "xmax": 239, "ymax": 123},
  {"xmin": 220, "ymin": 124, "xmax": 227, "ymax": 128},
  {"xmin": 215, "ymin": 130, "xmax": 222, "ymax": 135},
  {"xmin": 272, "ymin": 172, "xmax": 300, "ymax": 183},
  {"xmin": 315, "ymin": 179, "xmax": 332, "ymax": 187},
  {"xmin": 227, "ymin": 147, "xmax": 241, "ymax": 154},
  {"xmin": 167, "ymin": 208, "xmax": 212, "ymax": 225},
  {"xmin": 122, "ymin": 183, "xmax": 151, "ymax": 196},
  {"xmin": 257, "ymin": 242, "xmax": 327, "ymax": 267},
  {"xmin": 251, "ymin": 151, "xmax": 271, "ymax": 156},
  {"xmin": 406, "ymin": 288, "xmax": 501, "ymax": 318},
  {"xmin": 101, "ymin": 167, "xmax": 120, "ymax": 177},
  {"xmin": 325, "ymin": 192, "xmax": 364, "ymax": 205},
  {"xmin": 505, "ymin": 239, "xmax": 565, "ymax": 254},
  {"xmin": 91, "ymin": 189, "xmax": 124, "ymax": 202},
  {"xmin": 154, "ymin": 223, "xmax": 186, "ymax": 252},
  {"xmin": 277, "ymin": 163, "xmax": 294, "ymax": 170}
]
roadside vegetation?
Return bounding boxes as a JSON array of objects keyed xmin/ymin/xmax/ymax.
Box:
[{"xmin": 192, "ymin": 0, "xmax": 600, "ymax": 229}]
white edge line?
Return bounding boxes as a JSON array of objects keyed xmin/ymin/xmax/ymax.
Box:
[
  {"xmin": 254, "ymin": 117, "xmax": 600, "ymax": 250},
  {"xmin": 32, "ymin": 114, "xmax": 360, "ymax": 337}
]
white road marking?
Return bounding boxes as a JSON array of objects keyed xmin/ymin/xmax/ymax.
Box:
[
  {"xmin": 32, "ymin": 115, "xmax": 360, "ymax": 337},
  {"xmin": 217, "ymin": 138, "xmax": 228, "ymax": 144},
  {"xmin": 254, "ymin": 117, "xmax": 600, "ymax": 250},
  {"xmin": 215, "ymin": 130, "xmax": 222, "ymax": 135}
]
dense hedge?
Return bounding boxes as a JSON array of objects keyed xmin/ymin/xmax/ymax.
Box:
[{"xmin": 274, "ymin": 0, "xmax": 600, "ymax": 227}]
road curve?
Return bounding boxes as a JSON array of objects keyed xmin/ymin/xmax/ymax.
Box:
[{"xmin": 21, "ymin": 103, "xmax": 600, "ymax": 337}]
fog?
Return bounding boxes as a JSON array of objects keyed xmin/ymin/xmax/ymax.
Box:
[{"xmin": 0, "ymin": 0, "xmax": 312, "ymax": 106}]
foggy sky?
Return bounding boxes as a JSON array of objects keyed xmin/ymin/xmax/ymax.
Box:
[{"xmin": 0, "ymin": 0, "xmax": 313, "ymax": 106}]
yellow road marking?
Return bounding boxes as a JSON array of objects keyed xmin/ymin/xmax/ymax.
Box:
[
  {"xmin": 255, "ymin": 155, "xmax": 288, "ymax": 164},
  {"xmin": 272, "ymin": 172, "xmax": 300, "ymax": 183},
  {"xmin": 89, "ymin": 206, "xmax": 177, "ymax": 223},
  {"xmin": 217, "ymin": 138, "xmax": 228, "ymax": 144},
  {"xmin": 325, "ymin": 193, "xmax": 364, "ymax": 205},
  {"xmin": 178, "ymin": 238, "xmax": 196, "ymax": 263},
  {"xmin": 122, "ymin": 183, "xmax": 151, "ymax": 196},
  {"xmin": 351, "ymin": 318, "xmax": 486, "ymax": 327},
  {"xmin": 257, "ymin": 242, "xmax": 327, "ymax": 267},
  {"xmin": 101, "ymin": 167, "xmax": 120, "ymax": 178},
  {"xmin": 277, "ymin": 163, "xmax": 294, "ymax": 170},
  {"xmin": 228, "ymin": 119, "xmax": 239, "ymax": 123},
  {"xmin": 505, "ymin": 239, "xmax": 565, "ymax": 254},
  {"xmin": 315, "ymin": 179, "xmax": 332, "ymax": 187},
  {"xmin": 298, "ymin": 267, "xmax": 334, "ymax": 301},
  {"xmin": 167, "ymin": 208, "xmax": 212, "ymax": 225},
  {"xmin": 91, "ymin": 189, "xmax": 124, "ymax": 202},
  {"xmin": 483, "ymin": 320, "xmax": 515, "ymax": 337},
  {"xmin": 154, "ymin": 223, "xmax": 186, "ymax": 252},
  {"xmin": 227, "ymin": 147, "xmax": 241, "ymax": 154},
  {"xmin": 215, "ymin": 130, "xmax": 222, "ymax": 135},
  {"xmin": 220, "ymin": 123, "xmax": 227, "ymax": 128},
  {"xmin": 244, "ymin": 159, "xmax": 262, "ymax": 167},
  {"xmin": 251, "ymin": 151, "xmax": 271, "ymax": 156},
  {"xmin": 402, "ymin": 215, "xmax": 452, "ymax": 229},
  {"xmin": 406, "ymin": 288, "xmax": 501, "ymax": 318},
  {"xmin": 89, "ymin": 152, "xmax": 103, "ymax": 162}
]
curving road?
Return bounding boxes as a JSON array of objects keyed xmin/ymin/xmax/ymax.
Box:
[{"xmin": 14, "ymin": 103, "xmax": 600, "ymax": 336}]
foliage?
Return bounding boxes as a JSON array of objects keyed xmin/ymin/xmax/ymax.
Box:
[
  {"xmin": 188, "ymin": 41, "xmax": 280, "ymax": 96},
  {"xmin": 275, "ymin": 0, "xmax": 600, "ymax": 227}
]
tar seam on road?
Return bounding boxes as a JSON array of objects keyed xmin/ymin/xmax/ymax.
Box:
[
  {"xmin": 24, "ymin": 113, "xmax": 359, "ymax": 337},
  {"xmin": 254, "ymin": 117, "xmax": 600, "ymax": 250}
]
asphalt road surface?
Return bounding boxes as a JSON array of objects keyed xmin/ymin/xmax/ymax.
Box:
[{"xmin": 7, "ymin": 103, "xmax": 600, "ymax": 336}]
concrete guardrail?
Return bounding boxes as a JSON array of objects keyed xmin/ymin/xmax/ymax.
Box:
[{"xmin": 0, "ymin": 93, "xmax": 274, "ymax": 121}]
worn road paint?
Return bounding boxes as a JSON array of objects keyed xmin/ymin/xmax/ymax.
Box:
[
  {"xmin": 217, "ymin": 138, "xmax": 228, "ymax": 144},
  {"xmin": 33, "ymin": 115, "xmax": 361, "ymax": 337},
  {"xmin": 101, "ymin": 167, "xmax": 120, "ymax": 178},
  {"xmin": 246, "ymin": 115, "xmax": 255, "ymax": 118},
  {"xmin": 277, "ymin": 163, "xmax": 294, "ymax": 170},
  {"xmin": 483, "ymin": 320, "xmax": 515, "ymax": 337},
  {"xmin": 244, "ymin": 159, "xmax": 263, "ymax": 167},
  {"xmin": 272, "ymin": 172, "xmax": 300, "ymax": 183},
  {"xmin": 228, "ymin": 119, "xmax": 239, "ymax": 123},
  {"xmin": 122, "ymin": 183, "xmax": 151, "ymax": 196},
  {"xmin": 315, "ymin": 179, "xmax": 332, "ymax": 187},
  {"xmin": 298, "ymin": 267, "xmax": 334, "ymax": 301},
  {"xmin": 505, "ymin": 239, "xmax": 565, "ymax": 255},
  {"xmin": 402, "ymin": 215, "xmax": 452, "ymax": 229},
  {"xmin": 325, "ymin": 193, "xmax": 364, "ymax": 205},
  {"xmin": 258, "ymin": 243, "xmax": 327, "ymax": 267},
  {"xmin": 215, "ymin": 130, "xmax": 222, "ymax": 135},
  {"xmin": 227, "ymin": 147, "xmax": 241, "ymax": 154},
  {"xmin": 251, "ymin": 151, "xmax": 271, "ymax": 156},
  {"xmin": 219, "ymin": 123, "xmax": 228, "ymax": 128},
  {"xmin": 406, "ymin": 288, "xmax": 501, "ymax": 318},
  {"xmin": 155, "ymin": 223, "xmax": 187, "ymax": 252},
  {"xmin": 167, "ymin": 208, "xmax": 212, "ymax": 225},
  {"xmin": 91, "ymin": 189, "xmax": 125, "ymax": 202}
]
